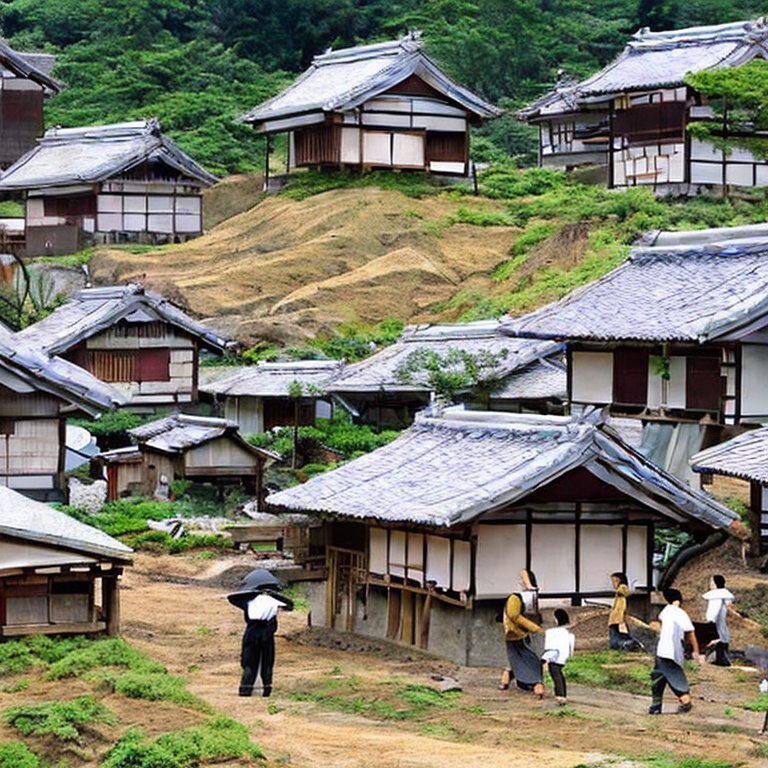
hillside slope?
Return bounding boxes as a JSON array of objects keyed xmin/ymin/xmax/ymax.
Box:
[{"xmin": 90, "ymin": 178, "xmax": 522, "ymax": 346}]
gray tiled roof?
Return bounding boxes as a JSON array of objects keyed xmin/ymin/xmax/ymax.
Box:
[
  {"xmin": 0, "ymin": 486, "xmax": 132, "ymax": 561},
  {"xmin": 502, "ymin": 227, "xmax": 768, "ymax": 344},
  {"xmin": 521, "ymin": 17, "xmax": 768, "ymax": 117},
  {"xmin": 328, "ymin": 319, "xmax": 564, "ymax": 398},
  {"xmin": 18, "ymin": 284, "xmax": 229, "ymax": 355},
  {"xmin": 691, "ymin": 427, "xmax": 768, "ymax": 484},
  {"xmin": 200, "ymin": 360, "xmax": 342, "ymax": 398},
  {"xmin": 268, "ymin": 408, "xmax": 741, "ymax": 533},
  {"xmin": 0, "ymin": 40, "xmax": 60, "ymax": 93},
  {"xmin": 0, "ymin": 119, "xmax": 218, "ymax": 191},
  {"xmin": 0, "ymin": 324, "xmax": 120, "ymax": 415},
  {"xmin": 242, "ymin": 34, "xmax": 500, "ymax": 128},
  {"xmin": 128, "ymin": 413, "xmax": 278, "ymax": 460}
]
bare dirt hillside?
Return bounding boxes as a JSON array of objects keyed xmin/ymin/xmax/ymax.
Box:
[{"xmin": 89, "ymin": 177, "xmax": 521, "ymax": 346}]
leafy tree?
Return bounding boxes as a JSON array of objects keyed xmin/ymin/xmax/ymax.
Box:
[
  {"xmin": 395, "ymin": 346, "xmax": 509, "ymax": 406},
  {"xmin": 686, "ymin": 59, "xmax": 768, "ymax": 159}
]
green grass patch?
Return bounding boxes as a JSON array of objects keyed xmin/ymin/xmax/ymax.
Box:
[
  {"xmin": 4, "ymin": 695, "xmax": 116, "ymax": 741},
  {"xmin": 281, "ymin": 169, "xmax": 443, "ymax": 201},
  {"xmin": 289, "ymin": 675, "xmax": 463, "ymax": 721},
  {"xmin": 0, "ymin": 741, "xmax": 40, "ymax": 768},
  {"xmin": 450, "ymin": 207, "xmax": 519, "ymax": 227},
  {"xmin": 102, "ymin": 717, "xmax": 264, "ymax": 768},
  {"xmin": 493, "ymin": 221, "xmax": 559, "ymax": 282},
  {"xmin": 30, "ymin": 248, "xmax": 96, "ymax": 268},
  {"xmin": 563, "ymin": 651, "xmax": 651, "ymax": 695},
  {"xmin": 0, "ymin": 642, "xmax": 35, "ymax": 676},
  {"xmin": 634, "ymin": 755, "xmax": 735, "ymax": 768},
  {"xmin": 0, "ymin": 200, "xmax": 24, "ymax": 217},
  {"xmin": 109, "ymin": 671, "xmax": 212, "ymax": 712},
  {"xmin": 542, "ymin": 705, "xmax": 585, "ymax": 719},
  {"xmin": 43, "ymin": 637, "xmax": 163, "ymax": 681}
]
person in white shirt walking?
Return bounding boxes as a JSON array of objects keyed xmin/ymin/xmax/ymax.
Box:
[
  {"xmin": 239, "ymin": 589, "xmax": 294, "ymax": 697},
  {"xmin": 649, "ymin": 588, "xmax": 703, "ymax": 715},
  {"xmin": 702, "ymin": 574, "xmax": 735, "ymax": 667},
  {"xmin": 542, "ymin": 608, "xmax": 575, "ymax": 705}
]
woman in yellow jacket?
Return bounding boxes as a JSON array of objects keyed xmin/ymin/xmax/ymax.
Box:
[
  {"xmin": 608, "ymin": 572, "xmax": 641, "ymax": 651},
  {"xmin": 499, "ymin": 592, "xmax": 544, "ymax": 696}
]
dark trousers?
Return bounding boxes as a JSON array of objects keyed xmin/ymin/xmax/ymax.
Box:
[
  {"xmin": 650, "ymin": 656, "xmax": 688, "ymax": 706},
  {"xmin": 239, "ymin": 618, "xmax": 277, "ymax": 696},
  {"xmin": 549, "ymin": 662, "xmax": 566, "ymax": 698}
]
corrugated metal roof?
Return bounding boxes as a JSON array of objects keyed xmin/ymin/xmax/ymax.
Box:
[
  {"xmin": 521, "ymin": 17, "xmax": 768, "ymax": 117},
  {"xmin": 201, "ymin": 360, "xmax": 342, "ymax": 398},
  {"xmin": 0, "ymin": 119, "xmax": 218, "ymax": 190},
  {"xmin": 18, "ymin": 283, "xmax": 229, "ymax": 355},
  {"xmin": 327, "ymin": 319, "xmax": 564, "ymax": 398},
  {"xmin": 268, "ymin": 408, "xmax": 742, "ymax": 533},
  {"xmin": 0, "ymin": 486, "xmax": 132, "ymax": 561},
  {"xmin": 691, "ymin": 427, "xmax": 768, "ymax": 484},
  {"xmin": 242, "ymin": 34, "xmax": 500, "ymax": 128},
  {"xmin": 502, "ymin": 226, "xmax": 768, "ymax": 343},
  {"xmin": 0, "ymin": 323, "xmax": 120, "ymax": 415}
]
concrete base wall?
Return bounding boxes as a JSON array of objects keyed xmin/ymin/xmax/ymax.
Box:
[{"xmin": 304, "ymin": 580, "xmax": 509, "ymax": 667}]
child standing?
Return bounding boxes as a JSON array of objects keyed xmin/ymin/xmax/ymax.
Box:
[
  {"xmin": 702, "ymin": 574, "xmax": 735, "ymax": 667},
  {"xmin": 649, "ymin": 588, "xmax": 703, "ymax": 715},
  {"xmin": 542, "ymin": 608, "xmax": 575, "ymax": 705}
]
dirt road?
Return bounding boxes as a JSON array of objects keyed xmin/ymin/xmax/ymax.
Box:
[{"xmin": 118, "ymin": 553, "xmax": 768, "ymax": 768}]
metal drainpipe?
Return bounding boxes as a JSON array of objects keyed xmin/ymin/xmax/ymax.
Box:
[{"xmin": 657, "ymin": 530, "xmax": 728, "ymax": 590}]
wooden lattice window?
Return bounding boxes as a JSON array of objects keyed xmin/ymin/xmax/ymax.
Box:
[{"xmin": 90, "ymin": 350, "xmax": 136, "ymax": 382}]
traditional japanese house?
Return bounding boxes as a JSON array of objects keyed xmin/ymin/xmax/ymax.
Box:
[
  {"xmin": 0, "ymin": 485, "xmax": 132, "ymax": 637},
  {"xmin": 501, "ymin": 224, "xmax": 768, "ymax": 480},
  {"xmin": 241, "ymin": 33, "xmax": 501, "ymax": 178},
  {"xmin": 0, "ymin": 41, "xmax": 60, "ymax": 169},
  {"xmin": 200, "ymin": 360, "xmax": 342, "ymax": 434},
  {"xmin": 0, "ymin": 325, "xmax": 121, "ymax": 501},
  {"xmin": 327, "ymin": 319, "xmax": 566, "ymax": 428},
  {"xmin": 267, "ymin": 408, "xmax": 744, "ymax": 666},
  {"xmin": 0, "ymin": 119, "xmax": 218, "ymax": 256},
  {"xmin": 519, "ymin": 17, "xmax": 768, "ymax": 192},
  {"xmin": 691, "ymin": 428, "xmax": 768, "ymax": 556},
  {"xmin": 93, "ymin": 414, "xmax": 277, "ymax": 501},
  {"xmin": 18, "ymin": 284, "xmax": 229, "ymax": 411}
]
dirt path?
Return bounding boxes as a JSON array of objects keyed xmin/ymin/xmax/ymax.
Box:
[{"xmin": 120, "ymin": 554, "xmax": 768, "ymax": 767}]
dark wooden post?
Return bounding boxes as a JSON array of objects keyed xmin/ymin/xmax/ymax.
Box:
[{"xmin": 103, "ymin": 573, "xmax": 121, "ymax": 636}]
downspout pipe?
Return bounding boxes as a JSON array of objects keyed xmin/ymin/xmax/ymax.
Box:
[{"xmin": 658, "ymin": 530, "xmax": 729, "ymax": 591}]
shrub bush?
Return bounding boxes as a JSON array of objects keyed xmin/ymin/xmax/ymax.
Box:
[{"xmin": 0, "ymin": 742, "xmax": 39, "ymax": 768}]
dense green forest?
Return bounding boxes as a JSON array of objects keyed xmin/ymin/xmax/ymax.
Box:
[{"xmin": 0, "ymin": 0, "xmax": 764, "ymax": 175}]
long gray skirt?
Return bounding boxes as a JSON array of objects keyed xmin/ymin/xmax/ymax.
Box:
[{"xmin": 505, "ymin": 637, "xmax": 543, "ymax": 689}]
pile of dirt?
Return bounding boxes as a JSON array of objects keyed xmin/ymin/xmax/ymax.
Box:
[{"xmin": 88, "ymin": 183, "xmax": 522, "ymax": 346}]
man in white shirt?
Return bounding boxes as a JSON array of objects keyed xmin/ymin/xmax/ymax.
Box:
[
  {"xmin": 649, "ymin": 588, "xmax": 703, "ymax": 715},
  {"xmin": 239, "ymin": 589, "xmax": 293, "ymax": 698}
]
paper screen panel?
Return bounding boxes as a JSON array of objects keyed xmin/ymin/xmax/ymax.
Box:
[
  {"xmin": 531, "ymin": 525, "xmax": 576, "ymax": 593},
  {"xmin": 362, "ymin": 132, "xmax": 391, "ymax": 165},
  {"xmin": 579, "ymin": 525, "xmax": 622, "ymax": 592},
  {"xmin": 626, "ymin": 526, "xmax": 648, "ymax": 589},
  {"xmin": 389, "ymin": 530, "xmax": 406, "ymax": 578},
  {"xmin": 369, "ymin": 528, "xmax": 387, "ymax": 576},
  {"xmin": 425, "ymin": 535, "xmax": 451, "ymax": 588},
  {"xmin": 475, "ymin": 524, "xmax": 526, "ymax": 598},
  {"xmin": 452, "ymin": 540, "xmax": 471, "ymax": 593},
  {"xmin": 407, "ymin": 532, "xmax": 424, "ymax": 585}
]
